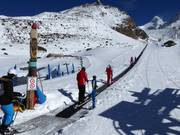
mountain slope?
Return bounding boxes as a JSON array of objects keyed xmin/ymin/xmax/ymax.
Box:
[
  {"xmin": 141, "ymin": 16, "xmax": 165, "ymax": 30},
  {"xmin": 0, "ymin": 3, "xmax": 147, "ymax": 55}
]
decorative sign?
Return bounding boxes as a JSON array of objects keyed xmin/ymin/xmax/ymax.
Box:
[{"xmin": 27, "ymin": 77, "xmax": 37, "ymax": 90}]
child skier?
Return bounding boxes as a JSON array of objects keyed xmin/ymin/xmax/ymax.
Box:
[
  {"xmin": 106, "ymin": 65, "xmax": 113, "ymax": 86},
  {"xmin": 0, "ymin": 68, "xmax": 23, "ymax": 134},
  {"xmin": 91, "ymin": 75, "xmax": 98, "ymax": 109}
]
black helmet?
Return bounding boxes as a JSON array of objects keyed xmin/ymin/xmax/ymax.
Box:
[
  {"xmin": 93, "ymin": 75, "xmax": 96, "ymax": 79},
  {"xmin": 82, "ymin": 67, "xmax": 86, "ymax": 71}
]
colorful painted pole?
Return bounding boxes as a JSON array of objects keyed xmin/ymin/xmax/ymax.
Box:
[{"xmin": 26, "ymin": 23, "xmax": 38, "ymax": 109}]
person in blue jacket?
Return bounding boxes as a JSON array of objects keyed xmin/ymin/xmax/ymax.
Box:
[
  {"xmin": 91, "ymin": 75, "xmax": 98, "ymax": 109},
  {"xmin": 0, "ymin": 68, "xmax": 22, "ymax": 134}
]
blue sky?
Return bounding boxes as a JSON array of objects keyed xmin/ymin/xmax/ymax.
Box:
[{"xmin": 0, "ymin": 0, "xmax": 179, "ymax": 25}]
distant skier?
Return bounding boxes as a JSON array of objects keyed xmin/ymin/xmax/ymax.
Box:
[
  {"xmin": 76, "ymin": 67, "xmax": 88, "ymax": 105},
  {"xmin": 106, "ymin": 65, "xmax": 113, "ymax": 86},
  {"xmin": 91, "ymin": 75, "xmax": 98, "ymax": 109},
  {"xmin": 130, "ymin": 56, "xmax": 134, "ymax": 66},
  {"xmin": 134, "ymin": 56, "xmax": 137, "ymax": 62},
  {"xmin": 0, "ymin": 68, "xmax": 22, "ymax": 134}
]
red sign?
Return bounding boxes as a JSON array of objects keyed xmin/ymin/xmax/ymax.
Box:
[{"xmin": 27, "ymin": 77, "xmax": 37, "ymax": 90}]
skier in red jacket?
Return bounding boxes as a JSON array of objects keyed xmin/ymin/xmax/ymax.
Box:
[
  {"xmin": 106, "ymin": 65, "xmax": 113, "ymax": 86},
  {"xmin": 76, "ymin": 67, "xmax": 88, "ymax": 104}
]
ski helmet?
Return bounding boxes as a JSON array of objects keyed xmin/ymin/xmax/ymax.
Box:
[
  {"xmin": 8, "ymin": 68, "xmax": 17, "ymax": 76},
  {"xmin": 82, "ymin": 67, "xmax": 86, "ymax": 71}
]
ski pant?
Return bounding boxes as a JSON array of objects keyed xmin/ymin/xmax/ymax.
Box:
[
  {"xmin": 1, "ymin": 103, "xmax": 14, "ymax": 126},
  {"xmin": 91, "ymin": 89, "xmax": 96, "ymax": 108},
  {"xmin": 78, "ymin": 85, "xmax": 85, "ymax": 104},
  {"xmin": 107, "ymin": 75, "xmax": 112, "ymax": 85}
]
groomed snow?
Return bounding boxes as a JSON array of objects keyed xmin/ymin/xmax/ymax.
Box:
[
  {"xmin": 60, "ymin": 41, "xmax": 180, "ymax": 135},
  {"xmin": 0, "ymin": 3, "xmax": 179, "ymax": 135}
]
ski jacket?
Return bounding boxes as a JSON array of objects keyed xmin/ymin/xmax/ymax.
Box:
[
  {"xmin": 0, "ymin": 75, "xmax": 21, "ymax": 105},
  {"xmin": 76, "ymin": 70, "xmax": 88, "ymax": 86},
  {"xmin": 91, "ymin": 79, "xmax": 98, "ymax": 90},
  {"xmin": 106, "ymin": 67, "xmax": 113, "ymax": 77}
]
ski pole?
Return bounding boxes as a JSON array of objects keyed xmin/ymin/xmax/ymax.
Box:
[
  {"xmin": 12, "ymin": 111, "xmax": 18, "ymax": 126},
  {"xmin": 38, "ymin": 70, "xmax": 44, "ymax": 93},
  {"xmin": 87, "ymin": 81, "xmax": 91, "ymax": 97},
  {"xmin": 12, "ymin": 100, "xmax": 19, "ymax": 126}
]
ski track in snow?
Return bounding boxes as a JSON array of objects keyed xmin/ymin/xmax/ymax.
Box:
[
  {"xmin": 60, "ymin": 42, "xmax": 180, "ymax": 135},
  {"xmin": 0, "ymin": 41, "xmax": 179, "ymax": 135},
  {"xmin": 0, "ymin": 3, "xmax": 179, "ymax": 134},
  {"xmin": 156, "ymin": 46, "xmax": 180, "ymax": 89}
]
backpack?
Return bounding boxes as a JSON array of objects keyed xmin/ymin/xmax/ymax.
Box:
[
  {"xmin": 35, "ymin": 86, "xmax": 46, "ymax": 104},
  {"xmin": 0, "ymin": 78, "xmax": 10, "ymax": 96},
  {"xmin": 0, "ymin": 80, "xmax": 5, "ymax": 96}
]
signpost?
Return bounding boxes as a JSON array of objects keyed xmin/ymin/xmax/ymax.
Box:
[{"xmin": 26, "ymin": 23, "xmax": 38, "ymax": 109}]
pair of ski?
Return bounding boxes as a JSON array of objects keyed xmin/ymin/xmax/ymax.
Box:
[
  {"xmin": 0, "ymin": 125, "xmax": 36, "ymax": 135},
  {"xmin": 74, "ymin": 98, "xmax": 90, "ymax": 109},
  {"xmin": 0, "ymin": 128, "xmax": 23, "ymax": 135}
]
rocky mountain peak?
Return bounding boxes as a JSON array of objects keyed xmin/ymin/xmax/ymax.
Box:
[{"xmin": 142, "ymin": 16, "xmax": 165, "ymax": 30}]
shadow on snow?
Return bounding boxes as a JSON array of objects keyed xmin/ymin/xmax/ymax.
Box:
[
  {"xmin": 58, "ymin": 88, "xmax": 76, "ymax": 103},
  {"xmin": 100, "ymin": 88, "xmax": 180, "ymax": 135}
]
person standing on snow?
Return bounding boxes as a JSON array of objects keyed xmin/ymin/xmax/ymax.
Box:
[
  {"xmin": 106, "ymin": 65, "xmax": 113, "ymax": 86},
  {"xmin": 91, "ymin": 75, "xmax": 98, "ymax": 109},
  {"xmin": 0, "ymin": 68, "xmax": 22, "ymax": 134},
  {"xmin": 130, "ymin": 56, "xmax": 134, "ymax": 66},
  {"xmin": 76, "ymin": 67, "xmax": 88, "ymax": 105}
]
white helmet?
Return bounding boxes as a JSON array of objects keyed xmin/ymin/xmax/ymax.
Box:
[{"xmin": 8, "ymin": 68, "xmax": 17, "ymax": 75}]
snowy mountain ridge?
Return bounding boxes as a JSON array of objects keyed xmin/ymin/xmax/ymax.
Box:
[
  {"xmin": 0, "ymin": 3, "xmax": 147, "ymax": 55},
  {"xmin": 0, "ymin": 3, "xmax": 180, "ymax": 135},
  {"xmin": 141, "ymin": 13, "xmax": 180, "ymax": 43},
  {"xmin": 141, "ymin": 16, "xmax": 166, "ymax": 30}
]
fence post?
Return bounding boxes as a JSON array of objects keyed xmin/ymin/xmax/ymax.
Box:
[
  {"xmin": 64, "ymin": 63, "xmax": 70, "ymax": 75},
  {"xmin": 57, "ymin": 64, "xmax": 61, "ymax": 76},
  {"xmin": 47, "ymin": 64, "xmax": 51, "ymax": 79},
  {"xmin": 72, "ymin": 63, "xmax": 75, "ymax": 73}
]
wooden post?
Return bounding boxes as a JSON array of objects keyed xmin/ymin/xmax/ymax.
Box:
[{"xmin": 26, "ymin": 23, "xmax": 38, "ymax": 109}]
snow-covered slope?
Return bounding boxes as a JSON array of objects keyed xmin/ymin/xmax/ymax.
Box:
[
  {"xmin": 0, "ymin": 2, "xmax": 179, "ymax": 135},
  {"xmin": 0, "ymin": 2, "xmax": 152, "ymax": 135},
  {"xmin": 0, "ymin": 2, "xmax": 146, "ymax": 124},
  {"xmin": 60, "ymin": 41, "xmax": 180, "ymax": 135}
]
